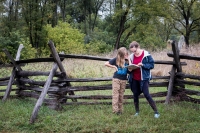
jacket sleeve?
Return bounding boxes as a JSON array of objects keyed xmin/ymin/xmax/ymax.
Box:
[{"xmin": 142, "ymin": 55, "xmax": 154, "ymax": 70}]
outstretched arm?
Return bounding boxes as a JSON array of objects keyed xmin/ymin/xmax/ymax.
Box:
[{"xmin": 105, "ymin": 61, "xmax": 118, "ymax": 71}]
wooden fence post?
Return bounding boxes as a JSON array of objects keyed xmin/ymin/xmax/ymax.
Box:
[
  {"xmin": 165, "ymin": 40, "xmax": 184, "ymax": 104},
  {"xmin": 171, "ymin": 41, "xmax": 182, "ymax": 72},
  {"xmin": 48, "ymin": 40, "xmax": 67, "ymax": 78},
  {"xmin": 165, "ymin": 65, "xmax": 176, "ymax": 104},
  {"xmin": 3, "ymin": 49, "xmax": 22, "ymax": 71},
  {"xmin": 15, "ymin": 44, "xmax": 24, "ymax": 61},
  {"xmin": 2, "ymin": 48, "xmax": 23, "ymax": 101},
  {"xmin": 48, "ymin": 40, "xmax": 76, "ymax": 102},
  {"xmin": 30, "ymin": 63, "xmax": 58, "ymax": 124},
  {"xmin": 2, "ymin": 68, "xmax": 16, "ymax": 101}
]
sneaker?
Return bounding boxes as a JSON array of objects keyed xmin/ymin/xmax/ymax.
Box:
[
  {"xmin": 134, "ymin": 113, "xmax": 139, "ymax": 116},
  {"xmin": 154, "ymin": 113, "xmax": 160, "ymax": 118}
]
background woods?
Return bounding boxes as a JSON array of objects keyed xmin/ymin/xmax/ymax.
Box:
[{"xmin": 0, "ymin": 0, "xmax": 200, "ymax": 63}]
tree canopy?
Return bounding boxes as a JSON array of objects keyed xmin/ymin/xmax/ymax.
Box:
[{"xmin": 0, "ymin": 0, "xmax": 200, "ymax": 62}]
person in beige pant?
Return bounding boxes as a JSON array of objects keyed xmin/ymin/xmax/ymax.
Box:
[
  {"xmin": 112, "ymin": 78, "xmax": 127, "ymax": 113},
  {"xmin": 105, "ymin": 47, "xmax": 129, "ymax": 115}
]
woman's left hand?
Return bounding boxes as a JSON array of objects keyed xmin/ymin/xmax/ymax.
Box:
[{"xmin": 137, "ymin": 63, "xmax": 143, "ymax": 67}]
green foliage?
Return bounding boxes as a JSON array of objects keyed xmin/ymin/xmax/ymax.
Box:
[
  {"xmin": 0, "ymin": 0, "xmax": 200, "ymax": 57},
  {"xmin": 0, "ymin": 67, "xmax": 12, "ymax": 78},
  {"xmin": 45, "ymin": 21, "xmax": 112, "ymax": 55},
  {"xmin": 0, "ymin": 31, "xmax": 24, "ymax": 63},
  {"xmin": 20, "ymin": 38, "xmax": 37, "ymax": 60},
  {"xmin": 84, "ymin": 27, "xmax": 114, "ymax": 53},
  {"xmin": 0, "ymin": 30, "xmax": 39, "ymax": 62},
  {"xmin": 21, "ymin": 0, "xmax": 49, "ymax": 49},
  {"xmin": 139, "ymin": 33, "xmax": 165, "ymax": 51},
  {"xmin": 128, "ymin": 23, "xmax": 166, "ymax": 51},
  {"xmin": 0, "ymin": 51, "xmax": 7, "ymax": 63},
  {"xmin": 45, "ymin": 21, "xmax": 86, "ymax": 55},
  {"xmin": 85, "ymin": 40, "xmax": 112, "ymax": 55}
]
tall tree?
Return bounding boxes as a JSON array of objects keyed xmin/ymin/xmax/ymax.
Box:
[
  {"xmin": 111, "ymin": 0, "xmax": 169, "ymax": 49},
  {"xmin": 111, "ymin": 0, "xmax": 132, "ymax": 50},
  {"xmin": 169, "ymin": 0, "xmax": 200, "ymax": 47},
  {"xmin": 21, "ymin": 0, "xmax": 49, "ymax": 49},
  {"xmin": 51, "ymin": 0, "xmax": 58, "ymax": 27},
  {"xmin": 1, "ymin": 0, "xmax": 21, "ymax": 35},
  {"xmin": 91, "ymin": 0, "xmax": 105, "ymax": 31},
  {"xmin": 59, "ymin": 0, "xmax": 66, "ymax": 22}
]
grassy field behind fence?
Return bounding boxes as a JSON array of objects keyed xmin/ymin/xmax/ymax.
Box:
[{"xmin": 0, "ymin": 45, "xmax": 200, "ymax": 132}]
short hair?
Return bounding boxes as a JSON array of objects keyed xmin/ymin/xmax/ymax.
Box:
[{"xmin": 129, "ymin": 41, "xmax": 139, "ymax": 48}]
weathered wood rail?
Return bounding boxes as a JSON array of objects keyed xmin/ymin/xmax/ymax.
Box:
[{"xmin": 0, "ymin": 40, "xmax": 200, "ymax": 123}]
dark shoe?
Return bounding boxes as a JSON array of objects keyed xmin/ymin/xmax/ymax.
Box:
[{"xmin": 116, "ymin": 112, "xmax": 122, "ymax": 115}]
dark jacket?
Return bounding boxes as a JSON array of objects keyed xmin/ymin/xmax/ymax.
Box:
[{"xmin": 128, "ymin": 50, "xmax": 154, "ymax": 89}]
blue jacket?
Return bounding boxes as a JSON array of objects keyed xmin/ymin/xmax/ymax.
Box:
[{"xmin": 128, "ymin": 50, "xmax": 154, "ymax": 89}]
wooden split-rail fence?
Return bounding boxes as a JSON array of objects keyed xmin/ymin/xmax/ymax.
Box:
[{"xmin": 0, "ymin": 40, "xmax": 200, "ymax": 123}]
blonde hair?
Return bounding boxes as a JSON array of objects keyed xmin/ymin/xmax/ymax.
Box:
[{"xmin": 116, "ymin": 47, "xmax": 128, "ymax": 68}]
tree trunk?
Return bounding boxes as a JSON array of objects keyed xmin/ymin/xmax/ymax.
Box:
[
  {"xmin": 14, "ymin": 0, "xmax": 19, "ymax": 21},
  {"xmin": 114, "ymin": 0, "xmax": 130, "ymax": 50},
  {"xmin": 62, "ymin": 0, "xmax": 66, "ymax": 22},
  {"xmin": 184, "ymin": 34, "xmax": 190, "ymax": 48},
  {"xmin": 52, "ymin": 0, "xmax": 58, "ymax": 27}
]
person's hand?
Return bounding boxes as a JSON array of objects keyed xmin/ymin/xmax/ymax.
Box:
[
  {"xmin": 114, "ymin": 66, "xmax": 118, "ymax": 71},
  {"xmin": 128, "ymin": 68, "xmax": 133, "ymax": 71},
  {"xmin": 124, "ymin": 54, "xmax": 129, "ymax": 60},
  {"xmin": 137, "ymin": 62, "xmax": 143, "ymax": 67}
]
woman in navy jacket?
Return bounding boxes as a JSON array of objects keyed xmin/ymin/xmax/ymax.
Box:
[{"xmin": 128, "ymin": 41, "xmax": 160, "ymax": 118}]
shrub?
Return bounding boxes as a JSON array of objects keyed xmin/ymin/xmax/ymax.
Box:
[
  {"xmin": 45, "ymin": 21, "xmax": 86, "ymax": 55},
  {"xmin": 19, "ymin": 38, "xmax": 37, "ymax": 59},
  {"xmin": 0, "ymin": 32, "xmax": 20, "ymax": 63},
  {"xmin": 85, "ymin": 40, "xmax": 113, "ymax": 55}
]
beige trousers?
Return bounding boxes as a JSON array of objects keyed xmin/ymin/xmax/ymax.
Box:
[{"xmin": 112, "ymin": 78, "xmax": 127, "ymax": 113}]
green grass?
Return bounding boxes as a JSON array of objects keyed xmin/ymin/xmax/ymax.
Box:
[
  {"xmin": 0, "ymin": 98, "xmax": 200, "ymax": 133},
  {"xmin": 0, "ymin": 52, "xmax": 200, "ymax": 133}
]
